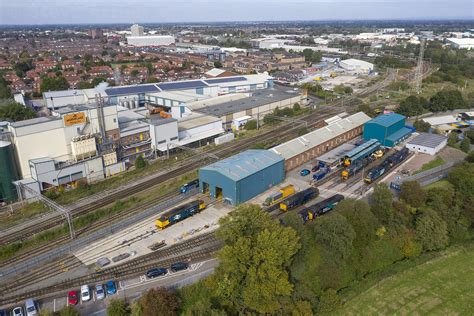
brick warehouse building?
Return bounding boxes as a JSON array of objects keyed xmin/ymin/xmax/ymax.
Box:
[{"xmin": 270, "ymin": 112, "xmax": 371, "ymax": 171}]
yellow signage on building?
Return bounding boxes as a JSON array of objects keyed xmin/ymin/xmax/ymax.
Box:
[{"xmin": 64, "ymin": 113, "xmax": 86, "ymax": 126}]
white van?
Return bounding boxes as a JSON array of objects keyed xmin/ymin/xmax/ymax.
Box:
[{"xmin": 25, "ymin": 299, "xmax": 37, "ymax": 316}]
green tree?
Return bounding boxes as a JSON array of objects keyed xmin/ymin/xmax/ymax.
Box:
[
  {"xmin": 447, "ymin": 131, "xmax": 459, "ymax": 147},
  {"xmin": 318, "ymin": 288, "xmax": 342, "ymax": 314},
  {"xmin": 138, "ymin": 288, "xmax": 179, "ymax": 316},
  {"xmin": 244, "ymin": 120, "xmax": 257, "ymax": 130},
  {"xmin": 130, "ymin": 69, "xmax": 139, "ymax": 77},
  {"xmin": 0, "ymin": 76, "xmax": 12, "ymax": 99},
  {"xmin": 0, "ymin": 102, "xmax": 36, "ymax": 122},
  {"xmin": 134, "ymin": 155, "xmax": 147, "ymax": 169},
  {"xmin": 314, "ymin": 212, "xmax": 355, "ymax": 261},
  {"xmin": 460, "ymin": 137, "xmax": 470, "ymax": 153},
  {"xmin": 397, "ymin": 95, "xmax": 426, "ymax": 117},
  {"xmin": 400, "ymin": 181, "xmax": 426, "ymax": 208},
  {"xmin": 40, "ymin": 76, "xmax": 70, "ymax": 92},
  {"xmin": 215, "ymin": 204, "xmax": 300, "ymax": 314},
  {"xmin": 357, "ymin": 103, "xmax": 375, "ymax": 117},
  {"xmin": 465, "ymin": 151, "xmax": 474, "ymax": 163},
  {"xmin": 448, "ymin": 163, "xmax": 474, "ymax": 199},
  {"xmin": 39, "ymin": 310, "xmax": 54, "ymax": 316},
  {"xmin": 413, "ymin": 120, "xmax": 431, "ymax": 133},
  {"xmin": 107, "ymin": 298, "xmax": 130, "ymax": 316},
  {"xmin": 293, "ymin": 102, "xmax": 301, "ymax": 112},
  {"xmin": 213, "ymin": 61, "xmax": 223, "ymax": 68},
  {"xmin": 59, "ymin": 306, "xmax": 80, "ymax": 316},
  {"xmin": 465, "ymin": 130, "xmax": 474, "ymax": 144},
  {"xmin": 91, "ymin": 76, "xmax": 107, "ymax": 87},
  {"xmin": 415, "ymin": 208, "xmax": 449, "ymax": 251},
  {"xmin": 428, "ymin": 89, "xmax": 467, "ymax": 112},
  {"xmin": 370, "ymin": 183, "xmax": 394, "ymax": 224}
]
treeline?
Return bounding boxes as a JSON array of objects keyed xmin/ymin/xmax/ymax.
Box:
[
  {"xmin": 397, "ymin": 89, "xmax": 467, "ymax": 117},
  {"xmin": 374, "ymin": 55, "xmax": 413, "ymax": 69}
]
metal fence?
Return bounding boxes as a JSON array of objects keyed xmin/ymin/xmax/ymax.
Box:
[
  {"xmin": 399, "ymin": 161, "xmax": 458, "ymax": 187},
  {"xmin": 0, "ymin": 188, "xmax": 198, "ymax": 280}
]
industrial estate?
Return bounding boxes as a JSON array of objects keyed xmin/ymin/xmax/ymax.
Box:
[{"xmin": 0, "ymin": 15, "xmax": 473, "ymax": 316}]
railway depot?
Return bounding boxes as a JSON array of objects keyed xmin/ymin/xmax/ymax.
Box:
[{"xmin": 363, "ymin": 113, "xmax": 413, "ymax": 147}]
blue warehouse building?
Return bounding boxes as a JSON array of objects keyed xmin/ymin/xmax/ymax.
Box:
[
  {"xmin": 199, "ymin": 150, "xmax": 285, "ymax": 205},
  {"xmin": 363, "ymin": 113, "xmax": 413, "ymax": 147}
]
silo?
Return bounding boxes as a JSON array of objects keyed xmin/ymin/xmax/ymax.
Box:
[{"xmin": 0, "ymin": 141, "xmax": 19, "ymax": 202}]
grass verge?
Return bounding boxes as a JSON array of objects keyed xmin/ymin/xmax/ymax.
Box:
[{"xmin": 414, "ymin": 156, "xmax": 445, "ymax": 174}]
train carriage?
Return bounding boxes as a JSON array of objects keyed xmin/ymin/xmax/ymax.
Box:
[
  {"xmin": 156, "ymin": 200, "xmax": 206, "ymax": 229},
  {"xmin": 299, "ymin": 194, "xmax": 345, "ymax": 223},
  {"xmin": 279, "ymin": 187, "xmax": 319, "ymax": 212}
]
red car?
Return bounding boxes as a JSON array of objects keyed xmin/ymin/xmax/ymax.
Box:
[{"xmin": 68, "ymin": 290, "xmax": 79, "ymax": 305}]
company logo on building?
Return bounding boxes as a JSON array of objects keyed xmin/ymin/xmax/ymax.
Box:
[{"xmin": 64, "ymin": 113, "xmax": 86, "ymax": 126}]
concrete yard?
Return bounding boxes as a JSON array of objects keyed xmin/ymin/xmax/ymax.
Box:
[{"xmin": 73, "ymin": 199, "xmax": 232, "ymax": 267}]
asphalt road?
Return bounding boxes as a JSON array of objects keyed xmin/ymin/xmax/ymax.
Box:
[{"xmin": 36, "ymin": 258, "xmax": 219, "ymax": 315}]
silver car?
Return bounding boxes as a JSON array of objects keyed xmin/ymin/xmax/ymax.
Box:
[{"xmin": 95, "ymin": 284, "xmax": 105, "ymax": 300}]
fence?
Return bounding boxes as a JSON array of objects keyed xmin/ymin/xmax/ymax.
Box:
[
  {"xmin": 391, "ymin": 161, "xmax": 458, "ymax": 190},
  {"xmin": 0, "ymin": 188, "xmax": 198, "ymax": 280}
]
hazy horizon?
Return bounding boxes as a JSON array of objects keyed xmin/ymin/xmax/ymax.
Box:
[{"xmin": 0, "ymin": 0, "xmax": 473, "ymax": 25}]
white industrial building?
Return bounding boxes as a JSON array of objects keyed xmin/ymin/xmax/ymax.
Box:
[
  {"xmin": 127, "ymin": 35, "xmax": 175, "ymax": 47},
  {"xmin": 131, "ymin": 24, "xmax": 144, "ymax": 37},
  {"xmin": 446, "ymin": 38, "xmax": 474, "ymax": 50},
  {"xmin": 339, "ymin": 59, "xmax": 374, "ymax": 74},
  {"xmin": 406, "ymin": 133, "xmax": 447, "ymax": 156}
]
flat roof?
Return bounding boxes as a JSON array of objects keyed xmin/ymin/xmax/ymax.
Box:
[
  {"xmin": 105, "ymin": 84, "xmax": 159, "ymax": 96},
  {"xmin": 200, "ymin": 149, "xmax": 284, "ymax": 182},
  {"xmin": 407, "ymin": 133, "xmax": 447, "ymax": 149},
  {"xmin": 150, "ymin": 117, "xmax": 177, "ymax": 126},
  {"xmin": 157, "ymin": 80, "xmax": 208, "ymax": 91},
  {"xmin": 9, "ymin": 116, "xmax": 61, "ymax": 128},
  {"xmin": 178, "ymin": 114, "xmax": 221, "ymax": 131},
  {"xmin": 422, "ymin": 115, "xmax": 457, "ymax": 126},
  {"xmin": 318, "ymin": 142, "xmax": 356, "ymax": 164},
  {"xmin": 195, "ymin": 87, "xmax": 300, "ymax": 117},
  {"xmin": 43, "ymin": 90, "xmax": 84, "ymax": 99}
]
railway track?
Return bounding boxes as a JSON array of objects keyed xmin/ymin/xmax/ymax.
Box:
[
  {"xmin": 0, "ymin": 107, "xmax": 339, "ymax": 248},
  {"xmin": 0, "ymin": 232, "xmax": 221, "ymax": 306}
]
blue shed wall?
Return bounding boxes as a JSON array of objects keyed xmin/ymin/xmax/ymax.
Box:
[
  {"xmin": 199, "ymin": 170, "xmax": 237, "ymax": 204},
  {"xmin": 236, "ymin": 159, "xmax": 285, "ymax": 204},
  {"xmin": 363, "ymin": 116, "xmax": 407, "ymax": 147}
]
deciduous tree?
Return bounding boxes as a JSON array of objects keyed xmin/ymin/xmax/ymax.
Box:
[
  {"xmin": 400, "ymin": 181, "xmax": 426, "ymax": 208},
  {"xmin": 107, "ymin": 298, "xmax": 130, "ymax": 316},
  {"xmin": 139, "ymin": 288, "xmax": 179, "ymax": 316},
  {"xmin": 415, "ymin": 208, "xmax": 449, "ymax": 251}
]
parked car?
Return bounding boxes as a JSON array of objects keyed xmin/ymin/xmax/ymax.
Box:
[
  {"xmin": 12, "ymin": 307, "xmax": 24, "ymax": 316},
  {"xmin": 170, "ymin": 262, "xmax": 188, "ymax": 272},
  {"xmin": 25, "ymin": 298, "xmax": 38, "ymax": 316},
  {"xmin": 106, "ymin": 281, "xmax": 116, "ymax": 295},
  {"xmin": 68, "ymin": 291, "xmax": 79, "ymax": 305},
  {"xmin": 146, "ymin": 268, "xmax": 168, "ymax": 278},
  {"xmin": 81, "ymin": 285, "xmax": 91, "ymax": 302},
  {"xmin": 95, "ymin": 284, "xmax": 105, "ymax": 300},
  {"xmin": 300, "ymin": 169, "xmax": 310, "ymax": 177}
]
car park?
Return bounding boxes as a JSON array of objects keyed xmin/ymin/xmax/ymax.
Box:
[
  {"xmin": 68, "ymin": 291, "xmax": 79, "ymax": 305},
  {"xmin": 146, "ymin": 268, "xmax": 168, "ymax": 278},
  {"xmin": 95, "ymin": 284, "xmax": 105, "ymax": 300},
  {"xmin": 300, "ymin": 169, "xmax": 310, "ymax": 176},
  {"xmin": 106, "ymin": 281, "xmax": 116, "ymax": 295},
  {"xmin": 170, "ymin": 262, "xmax": 188, "ymax": 272},
  {"xmin": 81, "ymin": 285, "xmax": 91, "ymax": 302},
  {"xmin": 25, "ymin": 299, "xmax": 37, "ymax": 316},
  {"xmin": 12, "ymin": 307, "xmax": 24, "ymax": 316}
]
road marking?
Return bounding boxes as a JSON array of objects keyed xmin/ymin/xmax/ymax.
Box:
[
  {"xmin": 53, "ymin": 299, "xmax": 56, "ymax": 312},
  {"xmin": 140, "ymin": 275, "xmax": 147, "ymax": 282}
]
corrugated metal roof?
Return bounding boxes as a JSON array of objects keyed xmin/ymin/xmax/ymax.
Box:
[
  {"xmin": 407, "ymin": 133, "xmax": 447, "ymax": 149},
  {"xmin": 386, "ymin": 127, "xmax": 413, "ymax": 142},
  {"xmin": 105, "ymin": 84, "xmax": 159, "ymax": 96},
  {"xmin": 366, "ymin": 113, "xmax": 405, "ymax": 128},
  {"xmin": 270, "ymin": 112, "xmax": 371, "ymax": 160},
  {"xmin": 203, "ymin": 77, "xmax": 247, "ymax": 84},
  {"xmin": 200, "ymin": 150, "xmax": 283, "ymax": 181},
  {"xmin": 157, "ymin": 80, "xmax": 208, "ymax": 91}
]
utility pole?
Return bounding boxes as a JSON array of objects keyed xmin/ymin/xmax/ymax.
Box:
[{"xmin": 415, "ymin": 38, "xmax": 425, "ymax": 94}]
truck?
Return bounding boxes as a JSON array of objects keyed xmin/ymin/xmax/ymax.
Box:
[{"xmin": 263, "ymin": 185, "xmax": 295, "ymax": 206}]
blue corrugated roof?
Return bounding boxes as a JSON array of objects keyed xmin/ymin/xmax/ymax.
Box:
[
  {"xmin": 200, "ymin": 150, "xmax": 284, "ymax": 181},
  {"xmin": 344, "ymin": 139, "xmax": 379, "ymax": 158},
  {"xmin": 386, "ymin": 127, "xmax": 413, "ymax": 142},
  {"xmin": 157, "ymin": 80, "xmax": 208, "ymax": 91},
  {"xmin": 203, "ymin": 77, "xmax": 247, "ymax": 84},
  {"xmin": 105, "ymin": 84, "xmax": 159, "ymax": 96},
  {"xmin": 367, "ymin": 113, "xmax": 405, "ymax": 127}
]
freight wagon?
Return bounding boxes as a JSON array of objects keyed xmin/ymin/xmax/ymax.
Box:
[
  {"xmin": 263, "ymin": 185, "xmax": 295, "ymax": 206},
  {"xmin": 156, "ymin": 200, "xmax": 206, "ymax": 229},
  {"xmin": 364, "ymin": 148, "xmax": 409, "ymax": 183},
  {"xmin": 299, "ymin": 194, "xmax": 345, "ymax": 222},
  {"xmin": 279, "ymin": 187, "xmax": 319, "ymax": 212},
  {"xmin": 180, "ymin": 179, "xmax": 199, "ymax": 194}
]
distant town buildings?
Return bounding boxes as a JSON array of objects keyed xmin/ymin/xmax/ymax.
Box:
[
  {"xmin": 88, "ymin": 28, "xmax": 103, "ymax": 39},
  {"xmin": 446, "ymin": 38, "xmax": 474, "ymax": 50}
]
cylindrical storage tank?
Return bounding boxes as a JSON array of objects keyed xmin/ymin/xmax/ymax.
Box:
[{"xmin": 0, "ymin": 141, "xmax": 20, "ymax": 202}]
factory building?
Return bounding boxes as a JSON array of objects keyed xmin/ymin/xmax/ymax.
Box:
[
  {"xmin": 446, "ymin": 38, "xmax": 474, "ymax": 50},
  {"xmin": 339, "ymin": 58, "xmax": 374, "ymax": 74},
  {"xmin": 406, "ymin": 133, "xmax": 447, "ymax": 156},
  {"xmin": 126, "ymin": 35, "xmax": 176, "ymax": 47},
  {"xmin": 188, "ymin": 87, "xmax": 305, "ymax": 128},
  {"xmin": 199, "ymin": 150, "xmax": 285, "ymax": 205},
  {"xmin": 363, "ymin": 113, "xmax": 413, "ymax": 147},
  {"xmin": 270, "ymin": 112, "xmax": 371, "ymax": 171}
]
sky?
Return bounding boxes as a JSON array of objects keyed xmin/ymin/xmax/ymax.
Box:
[{"xmin": 0, "ymin": 0, "xmax": 473, "ymax": 25}]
